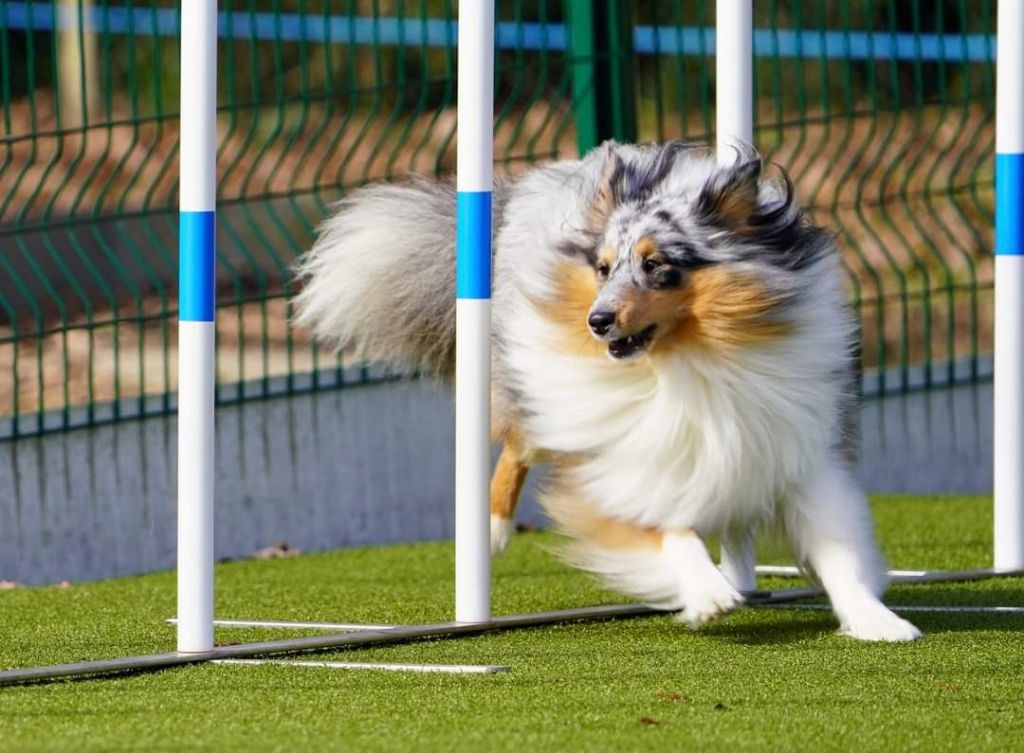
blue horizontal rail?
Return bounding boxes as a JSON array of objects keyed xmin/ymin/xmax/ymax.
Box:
[{"xmin": 0, "ymin": 2, "xmax": 995, "ymax": 63}]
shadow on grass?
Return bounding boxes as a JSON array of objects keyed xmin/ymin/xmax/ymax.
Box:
[
  {"xmin": 704, "ymin": 614, "xmax": 837, "ymax": 645},
  {"xmin": 885, "ymin": 582, "xmax": 1024, "ymax": 606},
  {"xmin": 690, "ymin": 580, "xmax": 1024, "ymax": 645},
  {"xmin": 716, "ymin": 590, "xmax": 1024, "ymax": 645}
]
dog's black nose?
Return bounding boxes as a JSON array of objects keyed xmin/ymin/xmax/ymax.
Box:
[{"xmin": 588, "ymin": 310, "xmax": 616, "ymax": 335}]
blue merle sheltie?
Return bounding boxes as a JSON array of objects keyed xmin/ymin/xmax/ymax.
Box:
[{"xmin": 293, "ymin": 141, "xmax": 921, "ymax": 641}]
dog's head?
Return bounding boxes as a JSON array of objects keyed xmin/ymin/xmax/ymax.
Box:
[{"xmin": 554, "ymin": 142, "xmax": 833, "ymax": 361}]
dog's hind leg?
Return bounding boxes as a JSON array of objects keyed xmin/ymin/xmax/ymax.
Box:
[
  {"xmin": 783, "ymin": 458, "xmax": 922, "ymax": 642},
  {"xmin": 544, "ymin": 488, "xmax": 743, "ymax": 626},
  {"xmin": 720, "ymin": 527, "xmax": 758, "ymax": 592},
  {"xmin": 490, "ymin": 438, "xmax": 531, "ymax": 555}
]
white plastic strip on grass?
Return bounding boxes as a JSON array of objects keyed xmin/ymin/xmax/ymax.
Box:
[
  {"xmin": 212, "ymin": 659, "xmax": 510, "ymax": 674},
  {"xmin": 758, "ymin": 604, "xmax": 1024, "ymax": 614},
  {"xmin": 167, "ymin": 618, "xmax": 396, "ymax": 632},
  {"xmin": 755, "ymin": 565, "xmax": 930, "ymax": 578}
]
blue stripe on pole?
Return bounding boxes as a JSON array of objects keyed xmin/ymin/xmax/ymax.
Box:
[
  {"xmin": 456, "ymin": 192, "xmax": 492, "ymax": 300},
  {"xmin": 997, "ymin": 153, "xmax": 1024, "ymax": 256},
  {"xmin": 0, "ymin": 3, "xmax": 997, "ymax": 63},
  {"xmin": 179, "ymin": 211, "xmax": 216, "ymax": 321}
]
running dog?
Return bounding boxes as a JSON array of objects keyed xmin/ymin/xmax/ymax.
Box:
[{"xmin": 293, "ymin": 141, "xmax": 921, "ymax": 641}]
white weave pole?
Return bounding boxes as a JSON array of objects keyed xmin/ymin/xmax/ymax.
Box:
[
  {"xmin": 177, "ymin": 0, "xmax": 218, "ymax": 652},
  {"xmin": 994, "ymin": 0, "xmax": 1024, "ymax": 572},
  {"xmin": 454, "ymin": 0, "xmax": 495, "ymax": 623},
  {"xmin": 715, "ymin": 0, "xmax": 757, "ymax": 592}
]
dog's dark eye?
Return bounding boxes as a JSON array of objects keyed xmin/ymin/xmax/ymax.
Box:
[
  {"xmin": 641, "ymin": 258, "xmax": 660, "ymax": 274},
  {"xmin": 596, "ymin": 262, "xmax": 610, "ymax": 280},
  {"xmin": 652, "ymin": 268, "xmax": 683, "ymax": 288}
]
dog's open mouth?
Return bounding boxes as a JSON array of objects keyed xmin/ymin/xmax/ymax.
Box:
[{"xmin": 607, "ymin": 325, "xmax": 657, "ymax": 360}]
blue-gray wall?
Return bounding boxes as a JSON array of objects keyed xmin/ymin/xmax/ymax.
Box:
[{"xmin": 0, "ymin": 380, "xmax": 992, "ymax": 585}]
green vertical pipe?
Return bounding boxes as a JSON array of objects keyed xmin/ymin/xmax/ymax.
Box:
[
  {"xmin": 567, "ymin": 0, "xmax": 636, "ymax": 155},
  {"xmin": 567, "ymin": 0, "xmax": 599, "ymax": 153},
  {"xmin": 605, "ymin": 0, "xmax": 636, "ymax": 144}
]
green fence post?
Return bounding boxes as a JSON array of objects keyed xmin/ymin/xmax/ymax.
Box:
[
  {"xmin": 567, "ymin": 0, "xmax": 599, "ymax": 154},
  {"xmin": 605, "ymin": 0, "xmax": 637, "ymax": 145},
  {"xmin": 567, "ymin": 0, "xmax": 637, "ymax": 155}
]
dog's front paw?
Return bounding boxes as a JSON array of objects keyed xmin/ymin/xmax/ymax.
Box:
[
  {"xmin": 675, "ymin": 569, "xmax": 745, "ymax": 629},
  {"xmin": 490, "ymin": 515, "xmax": 515, "ymax": 556},
  {"xmin": 839, "ymin": 603, "xmax": 922, "ymax": 642}
]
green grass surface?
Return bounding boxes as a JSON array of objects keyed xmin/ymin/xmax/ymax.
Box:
[{"xmin": 2, "ymin": 495, "xmax": 1023, "ymax": 753}]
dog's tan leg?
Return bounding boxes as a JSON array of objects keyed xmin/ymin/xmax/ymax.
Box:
[
  {"xmin": 489, "ymin": 438, "xmax": 530, "ymax": 554},
  {"xmin": 490, "ymin": 443, "xmax": 529, "ymax": 520}
]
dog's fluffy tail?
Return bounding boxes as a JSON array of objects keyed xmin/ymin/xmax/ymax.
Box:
[{"xmin": 293, "ymin": 178, "xmax": 459, "ymax": 379}]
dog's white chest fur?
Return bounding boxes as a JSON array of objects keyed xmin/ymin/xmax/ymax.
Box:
[{"xmin": 504, "ymin": 300, "xmax": 845, "ymax": 533}]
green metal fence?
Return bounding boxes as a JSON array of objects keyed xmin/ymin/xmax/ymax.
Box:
[{"xmin": 0, "ymin": 0, "xmax": 997, "ymax": 438}]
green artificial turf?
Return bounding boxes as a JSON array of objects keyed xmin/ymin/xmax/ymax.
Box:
[{"xmin": 1, "ymin": 494, "xmax": 1023, "ymax": 753}]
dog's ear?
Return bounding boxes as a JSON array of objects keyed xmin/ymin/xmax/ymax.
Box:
[
  {"xmin": 695, "ymin": 158, "xmax": 762, "ymax": 231},
  {"xmin": 695, "ymin": 159, "xmax": 820, "ymax": 267}
]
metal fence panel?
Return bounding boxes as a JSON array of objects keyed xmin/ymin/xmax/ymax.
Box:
[{"xmin": 0, "ymin": 0, "xmax": 996, "ymax": 438}]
